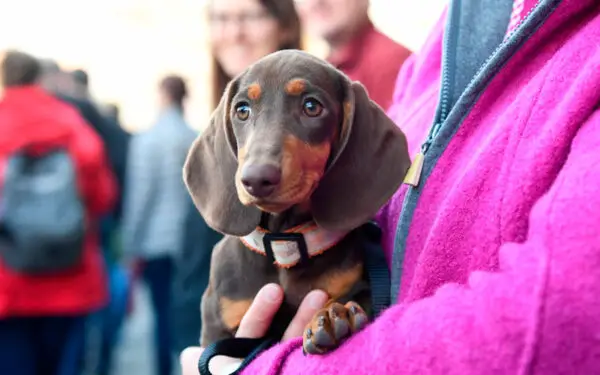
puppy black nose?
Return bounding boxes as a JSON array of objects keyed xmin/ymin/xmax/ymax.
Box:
[{"xmin": 241, "ymin": 164, "xmax": 281, "ymax": 198}]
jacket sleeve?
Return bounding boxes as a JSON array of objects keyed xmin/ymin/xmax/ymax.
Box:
[
  {"xmin": 240, "ymin": 113, "xmax": 600, "ymax": 374},
  {"xmin": 70, "ymin": 116, "xmax": 118, "ymax": 218}
]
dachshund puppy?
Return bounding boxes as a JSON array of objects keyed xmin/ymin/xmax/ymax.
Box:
[{"xmin": 184, "ymin": 50, "xmax": 410, "ymax": 355}]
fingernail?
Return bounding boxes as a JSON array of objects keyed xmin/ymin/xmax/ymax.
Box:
[
  {"xmin": 307, "ymin": 290, "xmax": 328, "ymax": 309},
  {"xmin": 263, "ymin": 284, "xmax": 281, "ymax": 303}
]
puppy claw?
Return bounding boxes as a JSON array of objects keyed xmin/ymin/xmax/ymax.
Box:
[
  {"xmin": 317, "ymin": 315, "xmax": 327, "ymax": 327},
  {"xmin": 303, "ymin": 338, "xmax": 325, "ymax": 355},
  {"xmin": 302, "ymin": 301, "xmax": 369, "ymax": 355},
  {"xmin": 303, "ymin": 316, "xmax": 332, "ymax": 355},
  {"xmin": 346, "ymin": 302, "xmax": 369, "ymax": 332},
  {"xmin": 333, "ymin": 317, "xmax": 350, "ymax": 340},
  {"xmin": 313, "ymin": 326, "xmax": 336, "ymax": 348}
]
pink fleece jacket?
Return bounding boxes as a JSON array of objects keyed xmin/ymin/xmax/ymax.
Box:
[{"xmin": 242, "ymin": 0, "xmax": 600, "ymax": 373}]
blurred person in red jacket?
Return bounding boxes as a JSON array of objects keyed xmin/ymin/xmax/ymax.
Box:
[
  {"xmin": 0, "ymin": 50, "xmax": 117, "ymax": 375},
  {"xmin": 296, "ymin": 0, "xmax": 412, "ymax": 110}
]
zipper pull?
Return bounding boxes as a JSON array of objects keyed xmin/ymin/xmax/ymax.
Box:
[
  {"xmin": 403, "ymin": 151, "xmax": 425, "ymax": 187},
  {"xmin": 404, "ymin": 121, "xmax": 441, "ymax": 187}
]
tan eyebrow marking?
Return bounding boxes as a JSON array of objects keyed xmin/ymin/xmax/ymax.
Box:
[
  {"xmin": 247, "ymin": 83, "xmax": 261, "ymax": 100},
  {"xmin": 285, "ymin": 79, "xmax": 306, "ymax": 96}
]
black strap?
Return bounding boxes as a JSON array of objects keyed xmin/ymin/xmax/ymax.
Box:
[
  {"xmin": 361, "ymin": 221, "xmax": 391, "ymax": 317},
  {"xmin": 198, "ymin": 337, "xmax": 278, "ymax": 375},
  {"xmin": 198, "ymin": 221, "xmax": 391, "ymax": 375}
]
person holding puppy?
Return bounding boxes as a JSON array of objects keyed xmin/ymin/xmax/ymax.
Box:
[{"xmin": 181, "ymin": 0, "xmax": 600, "ymax": 374}]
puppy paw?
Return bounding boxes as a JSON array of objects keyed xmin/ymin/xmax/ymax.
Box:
[{"xmin": 302, "ymin": 301, "xmax": 368, "ymax": 355}]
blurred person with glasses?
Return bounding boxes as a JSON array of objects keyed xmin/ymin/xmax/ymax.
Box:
[
  {"xmin": 207, "ymin": 0, "xmax": 301, "ymax": 109},
  {"xmin": 170, "ymin": 0, "xmax": 303, "ymax": 363}
]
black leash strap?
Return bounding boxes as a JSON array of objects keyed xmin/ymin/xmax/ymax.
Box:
[
  {"xmin": 199, "ymin": 337, "xmax": 278, "ymax": 375},
  {"xmin": 198, "ymin": 221, "xmax": 391, "ymax": 375},
  {"xmin": 361, "ymin": 221, "xmax": 391, "ymax": 317}
]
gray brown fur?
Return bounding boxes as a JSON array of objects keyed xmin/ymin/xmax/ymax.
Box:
[{"xmin": 183, "ymin": 50, "xmax": 410, "ymax": 351}]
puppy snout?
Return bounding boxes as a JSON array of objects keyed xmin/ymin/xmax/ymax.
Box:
[{"xmin": 241, "ymin": 164, "xmax": 281, "ymax": 198}]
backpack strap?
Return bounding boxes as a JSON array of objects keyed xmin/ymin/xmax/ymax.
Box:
[{"xmin": 198, "ymin": 221, "xmax": 390, "ymax": 375}]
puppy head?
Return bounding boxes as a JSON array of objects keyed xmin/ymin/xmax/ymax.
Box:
[{"xmin": 184, "ymin": 50, "xmax": 410, "ymax": 236}]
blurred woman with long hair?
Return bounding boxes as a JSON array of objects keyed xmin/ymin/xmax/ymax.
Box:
[{"xmin": 171, "ymin": 0, "xmax": 303, "ymax": 356}]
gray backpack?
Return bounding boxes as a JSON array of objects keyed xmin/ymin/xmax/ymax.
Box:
[{"xmin": 0, "ymin": 148, "xmax": 85, "ymax": 274}]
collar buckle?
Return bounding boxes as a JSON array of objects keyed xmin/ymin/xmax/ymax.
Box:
[{"xmin": 262, "ymin": 232, "xmax": 310, "ymax": 268}]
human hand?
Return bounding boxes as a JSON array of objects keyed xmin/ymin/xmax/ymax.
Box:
[{"xmin": 180, "ymin": 283, "xmax": 329, "ymax": 375}]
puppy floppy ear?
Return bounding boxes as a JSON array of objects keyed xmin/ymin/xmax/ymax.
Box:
[
  {"xmin": 311, "ymin": 79, "xmax": 411, "ymax": 231},
  {"xmin": 183, "ymin": 77, "xmax": 261, "ymax": 236}
]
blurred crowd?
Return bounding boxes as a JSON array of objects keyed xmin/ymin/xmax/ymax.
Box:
[{"xmin": 0, "ymin": 0, "xmax": 411, "ymax": 375}]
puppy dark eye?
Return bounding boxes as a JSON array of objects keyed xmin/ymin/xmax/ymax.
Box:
[
  {"xmin": 235, "ymin": 102, "xmax": 251, "ymax": 121},
  {"xmin": 302, "ymin": 98, "xmax": 323, "ymax": 117}
]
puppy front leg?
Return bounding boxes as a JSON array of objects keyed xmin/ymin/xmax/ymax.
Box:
[{"xmin": 302, "ymin": 301, "xmax": 369, "ymax": 355}]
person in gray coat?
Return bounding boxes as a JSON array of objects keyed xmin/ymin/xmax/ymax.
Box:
[{"xmin": 121, "ymin": 75, "xmax": 196, "ymax": 375}]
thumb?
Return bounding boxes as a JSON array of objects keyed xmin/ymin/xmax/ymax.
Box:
[
  {"xmin": 180, "ymin": 347, "xmax": 203, "ymax": 375},
  {"xmin": 235, "ymin": 283, "xmax": 284, "ymax": 338}
]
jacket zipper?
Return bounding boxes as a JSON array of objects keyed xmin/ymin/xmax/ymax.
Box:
[{"xmin": 403, "ymin": 0, "xmax": 542, "ymax": 187}]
